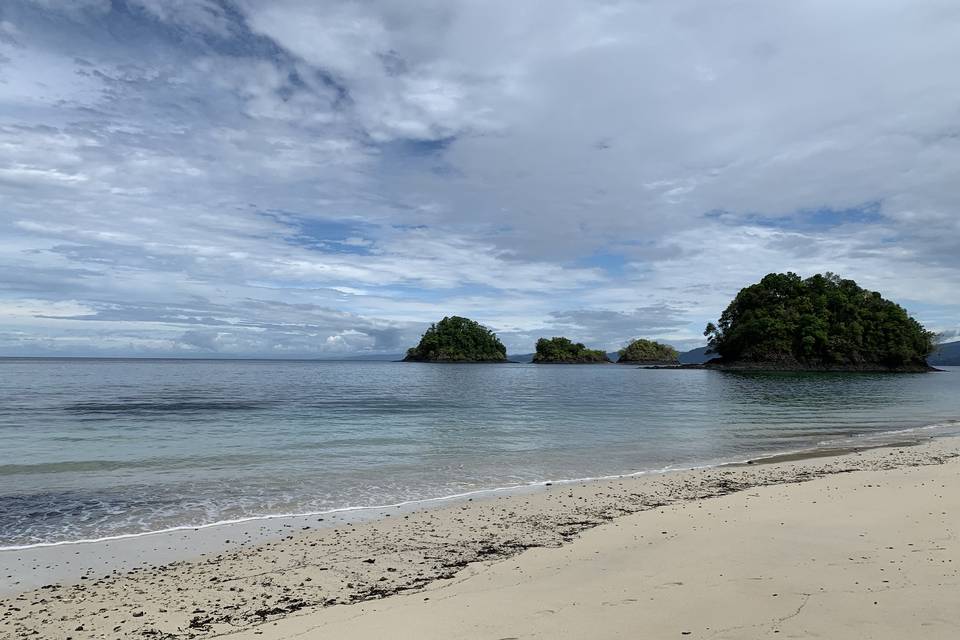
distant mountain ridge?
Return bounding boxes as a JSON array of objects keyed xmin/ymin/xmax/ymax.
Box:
[
  {"xmin": 334, "ymin": 353, "xmax": 404, "ymax": 361},
  {"xmin": 930, "ymin": 341, "xmax": 960, "ymax": 366},
  {"xmin": 678, "ymin": 346, "xmax": 711, "ymax": 364}
]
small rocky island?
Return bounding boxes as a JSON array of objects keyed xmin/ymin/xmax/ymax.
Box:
[
  {"xmin": 617, "ymin": 338, "xmax": 680, "ymax": 365},
  {"xmin": 532, "ymin": 337, "xmax": 611, "ymax": 363},
  {"xmin": 403, "ymin": 316, "xmax": 508, "ymax": 362},
  {"xmin": 703, "ymin": 272, "xmax": 937, "ymax": 372}
]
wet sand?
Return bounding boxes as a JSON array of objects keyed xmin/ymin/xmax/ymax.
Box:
[{"xmin": 2, "ymin": 437, "xmax": 959, "ymax": 639}]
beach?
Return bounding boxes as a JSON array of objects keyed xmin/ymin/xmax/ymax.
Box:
[
  {"xmin": 3, "ymin": 436, "xmax": 959, "ymax": 639},
  {"xmin": 7, "ymin": 4, "xmax": 960, "ymax": 639}
]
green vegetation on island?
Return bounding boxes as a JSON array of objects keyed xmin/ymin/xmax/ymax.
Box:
[
  {"xmin": 703, "ymin": 272, "xmax": 936, "ymax": 371},
  {"xmin": 532, "ymin": 337, "xmax": 611, "ymax": 363},
  {"xmin": 617, "ymin": 338, "xmax": 680, "ymax": 364},
  {"xmin": 404, "ymin": 316, "xmax": 508, "ymax": 362}
]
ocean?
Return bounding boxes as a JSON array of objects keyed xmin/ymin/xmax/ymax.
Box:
[{"xmin": 1, "ymin": 358, "xmax": 958, "ymax": 549}]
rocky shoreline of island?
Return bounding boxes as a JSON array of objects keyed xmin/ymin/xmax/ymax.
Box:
[{"xmin": 639, "ymin": 359, "xmax": 940, "ymax": 373}]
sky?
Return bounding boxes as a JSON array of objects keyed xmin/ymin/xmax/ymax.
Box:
[{"xmin": 1, "ymin": 0, "xmax": 959, "ymax": 358}]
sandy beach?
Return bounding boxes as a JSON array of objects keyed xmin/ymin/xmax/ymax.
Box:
[{"xmin": 3, "ymin": 437, "xmax": 959, "ymax": 640}]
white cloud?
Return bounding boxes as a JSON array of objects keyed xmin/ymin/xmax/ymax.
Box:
[
  {"xmin": 0, "ymin": 0, "xmax": 959, "ymax": 356},
  {"xmin": 0, "ymin": 299, "xmax": 93, "ymax": 319},
  {"xmin": 129, "ymin": 0, "xmax": 234, "ymax": 36},
  {"xmin": 24, "ymin": 0, "xmax": 110, "ymax": 15},
  {"xmin": 0, "ymin": 164, "xmax": 88, "ymax": 185}
]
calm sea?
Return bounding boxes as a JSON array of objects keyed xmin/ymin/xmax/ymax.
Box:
[{"xmin": 1, "ymin": 359, "xmax": 958, "ymax": 549}]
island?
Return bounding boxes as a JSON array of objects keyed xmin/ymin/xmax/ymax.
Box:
[
  {"xmin": 702, "ymin": 272, "xmax": 937, "ymax": 372},
  {"xmin": 617, "ymin": 338, "xmax": 680, "ymax": 364},
  {"xmin": 532, "ymin": 337, "xmax": 611, "ymax": 363},
  {"xmin": 403, "ymin": 316, "xmax": 508, "ymax": 362}
]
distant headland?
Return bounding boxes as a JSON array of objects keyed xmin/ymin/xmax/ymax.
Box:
[{"xmin": 403, "ymin": 273, "xmax": 939, "ymax": 371}]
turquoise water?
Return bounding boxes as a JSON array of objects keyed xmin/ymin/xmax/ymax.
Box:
[{"xmin": 1, "ymin": 359, "xmax": 958, "ymax": 548}]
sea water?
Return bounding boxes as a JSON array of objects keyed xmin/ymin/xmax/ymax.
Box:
[{"xmin": 2, "ymin": 358, "xmax": 958, "ymax": 549}]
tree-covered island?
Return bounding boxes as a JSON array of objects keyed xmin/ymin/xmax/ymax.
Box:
[
  {"xmin": 532, "ymin": 337, "xmax": 611, "ymax": 363},
  {"xmin": 617, "ymin": 339, "xmax": 680, "ymax": 364},
  {"xmin": 403, "ymin": 316, "xmax": 508, "ymax": 362},
  {"xmin": 703, "ymin": 272, "xmax": 936, "ymax": 371}
]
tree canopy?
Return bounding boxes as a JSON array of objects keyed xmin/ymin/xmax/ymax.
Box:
[
  {"xmin": 404, "ymin": 316, "xmax": 508, "ymax": 362},
  {"xmin": 532, "ymin": 337, "xmax": 611, "ymax": 363},
  {"xmin": 617, "ymin": 338, "xmax": 679, "ymax": 363},
  {"xmin": 703, "ymin": 272, "xmax": 936, "ymax": 369}
]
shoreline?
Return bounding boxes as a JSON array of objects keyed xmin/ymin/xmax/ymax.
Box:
[
  {"xmin": 4, "ymin": 419, "xmax": 955, "ymax": 557},
  {"xmin": 246, "ymin": 436, "xmax": 960, "ymax": 640},
  {"xmin": 643, "ymin": 361, "xmax": 945, "ymax": 372},
  {"xmin": 3, "ymin": 434, "xmax": 959, "ymax": 639}
]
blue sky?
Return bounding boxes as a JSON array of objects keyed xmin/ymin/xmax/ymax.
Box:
[{"xmin": 1, "ymin": 0, "xmax": 959, "ymax": 357}]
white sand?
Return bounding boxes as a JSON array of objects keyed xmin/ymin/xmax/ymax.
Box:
[
  {"xmin": 3, "ymin": 438, "xmax": 959, "ymax": 639},
  {"xmin": 242, "ymin": 451, "xmax": 960, "ymax": 639}
]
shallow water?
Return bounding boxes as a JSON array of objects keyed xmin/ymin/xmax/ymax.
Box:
[{"xmin": 1, "ymin": 358, "xmax": 958, "ymax": 548}]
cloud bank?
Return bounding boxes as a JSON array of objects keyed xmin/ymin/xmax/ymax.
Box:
[{"xmin": 1, "ymin": 0, "xmax": 958, "ymax": 356}]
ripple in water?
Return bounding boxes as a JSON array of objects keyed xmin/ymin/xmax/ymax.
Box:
[{"xmin": 1, "ymin": 359, "xmax": 958, "ymax": 547}]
